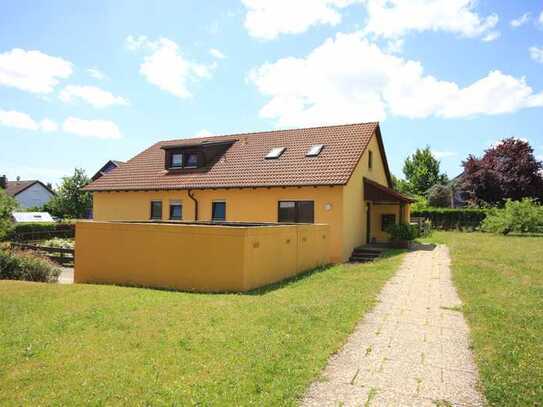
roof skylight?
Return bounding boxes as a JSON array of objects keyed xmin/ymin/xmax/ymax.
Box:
[
  {"xmin": 265, "ymin": 147, "xmax": 286, "ymax": 159},
  {"xmin": 306, "ymin": 144, "xmax": 324, "ymax": 157}
]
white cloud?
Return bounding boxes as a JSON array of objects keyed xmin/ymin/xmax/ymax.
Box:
[
  {"xmin": 529, "ymin": 46, "xmax": 543, "ymax": 64},
  {"xmin": 40, "ymin": 118, "xmax": 59, "ymax": 132},
  {"xmin": 540, "ymin": 10, "xmax": 543, "ymax": 25},
  {"xmin": 209, "ymin": 48, "xmax": 226, "ymax": 59},
  {"xmin": 510, "ymin": 12, "xmax": 530, "ymax": 28},
  {"xmin": 241, "ymin": 0, "xmax": 499, "ymax": 42},
  {"xmin": 482, "ymin": 31, "xmax": 500, "ymax": 42},
  {"xmin": 59, "ymin": 85, "xmax": 129, "ymax": 108},
  {"xmin": 431, "ymin": 150, "xmax": 457, "ymax": 159},
  {"xmin": 249, "ymin": 32, "xmax": 543, "ymax": 127},
  {"xmin": 0, "ymin": 109, "xmax": 58, "ymax": 132},
  {"xmin": 362, "ymin": 0, "xmax": 499, "ymax": 41},
  {"xmin": 88, "ymin": 67, "xmax": 107, "ymax": 80},
  {"xmin": 0, "ymin": 109, "xmax": 39, "ymax": 130},
  {"xmin": 62, "ymin": 117, "xmax": 122, "ymax": 139},
  {"xmin": 0, "ymin": 48, "xmax": 72, "ymax": 93},
  {"xmin": 385, "ymin": 38, "xmax": 404, "ymax": 54},
  {"xmin": 126, "ymin": 35, "xmax": 213, "ymax": 98},
  {"xmin": 242, "ymin": 0, "xmax": 357, "ymax": 40}
]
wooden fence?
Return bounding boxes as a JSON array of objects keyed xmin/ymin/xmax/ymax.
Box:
[
  {"xmin": 8, "ymin": 224, "xmax": 75, "ymax": 242},
  {"xmin": 10, "ymin": 242, "xmax": 75, "ymax": 266}
]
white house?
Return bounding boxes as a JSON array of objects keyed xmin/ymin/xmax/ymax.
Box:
[{"xmin": 0, "ymin": 175, "xmax": 55, "ymax": 209}]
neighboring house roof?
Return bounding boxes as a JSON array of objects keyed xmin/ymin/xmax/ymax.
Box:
[
  {"xmin": 5, "ymin": 180, "xmax": 55, "ymax": 197},
  {"xmin": 11, "ymin": 212, "xmax": 54, "ymax": 223},
  {"xmin": 91, "ymin": 160, "xmax": 126, "ymax": 181},
  {"xmin": 85, "ymin": 122, "xmax": 393, "ymax": 192}
]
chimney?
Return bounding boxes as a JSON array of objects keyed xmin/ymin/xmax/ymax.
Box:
[{"xmin": 0, "ymin": 175, "xmax": 6, "ymax": 189}]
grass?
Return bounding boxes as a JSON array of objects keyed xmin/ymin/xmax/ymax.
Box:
[
  {"xmin": 0, "ymin": 251, "xmax": 404, "ymax": 406},
  {"xmin": 426, "ymin": 232, "xmax": 543, "ymax": 406}
]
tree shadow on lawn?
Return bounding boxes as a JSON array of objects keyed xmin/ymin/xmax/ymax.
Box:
[
  {"xmin": 500, "ymin": 232, "xmax": 543, "ymax": 238},
  {"xmin": 410, "ymin": 242, "xmax": 437, "ymax": 251}
]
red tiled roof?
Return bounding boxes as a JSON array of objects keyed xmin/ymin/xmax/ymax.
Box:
[{"xmin": 85, "ymin": 122, "xmax": 387, "ymax": 191}]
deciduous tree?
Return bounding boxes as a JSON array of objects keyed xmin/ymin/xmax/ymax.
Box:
[
  {"xmin": 462, "ymin": 138, "xmax": 543, "ymax": 204},
  {"xmin": 401, "ymin": 147, "xmax": 448, "ymax": 195},
  {"xmin": 47, "ymin": 169, "xmax": 92, "ymax": 219}
]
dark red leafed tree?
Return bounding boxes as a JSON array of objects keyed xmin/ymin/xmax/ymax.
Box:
[{"xmin": 462, "ymin": 138, "xmax": 543, "ymax": 204}]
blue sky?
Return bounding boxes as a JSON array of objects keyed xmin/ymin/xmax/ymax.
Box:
[{"xmin": 1, "ymin": 0, "xmax": 543, "ymax": 186}]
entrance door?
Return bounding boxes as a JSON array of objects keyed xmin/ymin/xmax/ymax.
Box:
[{"xmin": 366, "ymin": 202, "xmax": 371, "ymax": 243}]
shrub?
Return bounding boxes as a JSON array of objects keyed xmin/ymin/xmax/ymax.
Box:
[
  {"xmin": 0, "ymin": 249, "xmax": 60, "ymax": 282},
  {"xmin": 412, "ymin": 208, "xmax": 487, "ymax": 230},
  {"xmin": 0, "ymin": 189, "xmax": 17, "ymax": 240},
  {"xmin": 385, "ymin": 223, "xmax": 418, "ymax": 241},
  {"xmin": 482, "ymin": 198, "xmax": 543, "ymax": 235},
  {"xmin": 411, "ymin": 195, "xmax": 430, "ymax": 212},
  {"xmin": 41, "ymin": 238, "xmax": 74, "ymax": 250}
]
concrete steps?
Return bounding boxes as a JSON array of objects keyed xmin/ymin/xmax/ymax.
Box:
[{"xmin": 348, "ymin": 246, "xmax": 385, "ymax": 263}]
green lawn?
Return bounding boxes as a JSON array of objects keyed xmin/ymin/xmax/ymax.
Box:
[
  {"xmin": 0, "ymin": 252, "xmax": 403, "ymax": 406},
  {"xmin": 427, "ymin": 232, "xmax": 543, "ymax": 406}
]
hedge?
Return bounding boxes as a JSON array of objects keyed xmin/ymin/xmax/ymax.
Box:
[
  {"xmin": 6, "ymin": 222, "xmax": 75, "ymax": 242},
  {"xmin": 411, "ymin": 208, "xmax": 487, "ymax": 230}
]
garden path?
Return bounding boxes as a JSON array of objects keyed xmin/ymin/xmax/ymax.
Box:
[{"xmin": 302, "ymin": 245, "xmax": 484, "ymax": 406}]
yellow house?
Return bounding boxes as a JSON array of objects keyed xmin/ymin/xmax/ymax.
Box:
[{"xmin": 85, "ymin": 122, "xmax": 413, "ymax": 263}]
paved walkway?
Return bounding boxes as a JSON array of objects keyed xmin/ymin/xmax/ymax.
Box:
[
  {"xmin": 58, "ymin": 267, "xmax": 74, "ymax": 284},
  {"xmin": 302, "ymin": 245, "xmax": 484, "ymax": 406}
]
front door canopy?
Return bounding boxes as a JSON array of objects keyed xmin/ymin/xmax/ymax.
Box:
[{"xmin": 364, "ymin": 178, "xmax": 415, "ymax": 204}]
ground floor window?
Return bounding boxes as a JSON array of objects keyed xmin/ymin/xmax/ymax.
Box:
[
  {"xmin": 150, "ymin": 200, "xmax": 162, "ymax": 220},
  {"xmin": 212, "ymin": 201, "xmax": 226, "ymax": 221},
  {"xmin": 381, "ymin": 214, "xmax": 396, "ymax": 231},
  {"xmin": 169, "ymin": 201, "xmax": 182, "ymax": 220},
  {"xmin": 278, "ymin": 201, "xmax": 314, "ymax": 223}
]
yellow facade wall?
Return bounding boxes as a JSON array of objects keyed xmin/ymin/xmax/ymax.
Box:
[
  {"xmin": 93, "ymin": 186, "xmax": 345, "ymax": 262},
  {"xmin": 371, "ymin": 204, "xmax": 401, "ymax": 242},
  {"xmin": 341, "ymin": 133, "xmax": 392, "ymax": 257},
  {"xmin": 90, "ymin": 131, "xmax": 407, "ymax": 263},
  {"xmin": 75, "ymin": 221, "xmax": 330, "ymax": 292}
]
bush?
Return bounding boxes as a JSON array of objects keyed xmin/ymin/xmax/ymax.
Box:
[
  {"xmin": 385, "ymin": 223, "xmax": 418, "ymax": 241},
  {"xmin": 0, "ymin": 189, "xmax": 17, "ymax": 240},
  {"xmin": 411, "ymin": 195, "xmax": 430, "ymax": 212},
  {"xmin": 41, "ymin": 238, "xmax": 74, "ymax": 249},
  {"xmin": 0, "ymin": 249, "xmax": 60, "ymax": 282},
  {"xmin": 412, "ymin": 208, "xmax": 487, "ymax": 230},
  {"xmin": 482, "ymin": 198, "xmax": 543, "ymax": 235}
]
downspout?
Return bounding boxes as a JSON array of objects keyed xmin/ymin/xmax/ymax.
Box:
[{"xmin": 187, "ymin": 189, "xmax": 199, "ymax": 221}]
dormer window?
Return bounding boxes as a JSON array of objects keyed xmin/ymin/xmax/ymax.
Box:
[
  {"xmin": 162, "ymin": 139, "xmax": 235, "ymax": 171},
  {"xmin": 185, "ymin": 153, "xmax": 199, "ymax": 168},
  {"xmin": 171, "ymin": 153, "xmax": 183, "ymax": 168},
  {"xmin": 265, "ymin": 147, "xmax": 286, "ymax": 159},
  {"xmin": 165, "ymin": 150, "xmax": 202, "ymax": 170}
]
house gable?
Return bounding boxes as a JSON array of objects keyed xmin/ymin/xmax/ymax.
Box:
[{"xmin": 13, "ymin": 182, "xmax": 55, "ymax": 209}]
